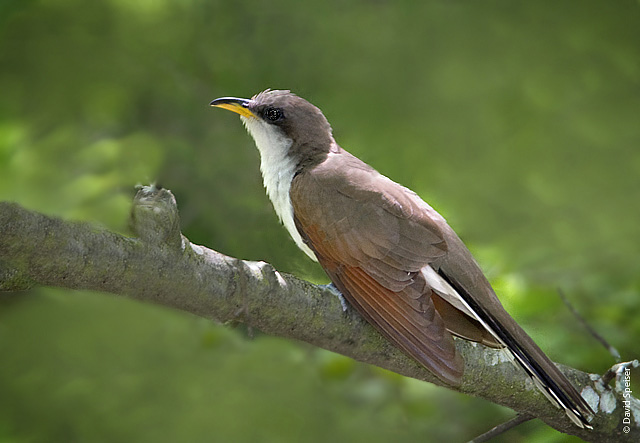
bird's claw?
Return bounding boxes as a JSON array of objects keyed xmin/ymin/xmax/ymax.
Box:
[{"xmin": 323, "ymin": 282, "xmax": 349, "ymax": 312}]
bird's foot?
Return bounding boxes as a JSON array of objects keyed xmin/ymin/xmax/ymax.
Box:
[{"xmin": 322, "ymin": 282, "xmax": 349, "ymax": 312}]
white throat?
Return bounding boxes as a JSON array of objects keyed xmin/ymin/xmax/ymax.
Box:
[{"xmin": 241, "ymin": 116, "xmax": 317, "ymax": 261}]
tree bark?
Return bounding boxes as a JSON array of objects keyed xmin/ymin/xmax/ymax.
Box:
[{"xmin": 0, "ymin": 186, "xmax": 637, "ymax": 442}]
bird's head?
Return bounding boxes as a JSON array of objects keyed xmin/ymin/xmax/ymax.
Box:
[{"xmin": 211, "ymin": 89, "xmax": 334, "ymax": 168}]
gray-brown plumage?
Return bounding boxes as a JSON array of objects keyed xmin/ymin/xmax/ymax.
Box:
[{"xmin": 210, "ymin": 89, "xmax": 594, "ymax": 429}]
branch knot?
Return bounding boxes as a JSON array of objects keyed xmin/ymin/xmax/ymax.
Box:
[{"xmin": 131, "ymin": 184, "xmax": 183, "ymax": 249}]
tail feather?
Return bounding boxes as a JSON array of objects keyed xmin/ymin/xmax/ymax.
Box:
[{"xmin": 438, "ymin": 269, "xmax": 595, "ymax": 429}]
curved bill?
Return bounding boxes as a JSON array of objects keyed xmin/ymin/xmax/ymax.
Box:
[{"xmin": 210, "ymin": 97, "xmax": 255, "ymax": 118}]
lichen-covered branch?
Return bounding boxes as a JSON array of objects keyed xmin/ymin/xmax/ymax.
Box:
[{"xmin": 0, "ymin": 186, "xmax": 637, "ymax": 442}]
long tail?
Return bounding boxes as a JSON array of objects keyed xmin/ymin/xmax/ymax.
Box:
[{"xmin": 438, "ymin": 269, "xmax": 595, "ymax": 429}]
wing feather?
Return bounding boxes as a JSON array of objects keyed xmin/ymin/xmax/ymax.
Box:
[
  {"xmin": 291, "ymin": 150, "xmax": 466, "ymax": 384},
  {"xmin": 329, "ymin": 264, "xmax": 463, "ymax": 385},
  {"xmin": 289, "ymin": 146, "xmax": 593, "ymax": 427}
]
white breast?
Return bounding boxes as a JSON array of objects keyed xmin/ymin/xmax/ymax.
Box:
[{"xmin": 241, "ymin": 116, "xmax": 318, "ymax": 261}]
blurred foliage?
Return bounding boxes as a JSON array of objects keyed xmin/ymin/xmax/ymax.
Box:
[{"xmin": 1, "ymin": 0, "xmax": 639, "ymax": 441}]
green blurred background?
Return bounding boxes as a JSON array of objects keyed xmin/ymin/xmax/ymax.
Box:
[{"xmin": 1, "ymin": 0, "xmax": 639, "ymax": 441}]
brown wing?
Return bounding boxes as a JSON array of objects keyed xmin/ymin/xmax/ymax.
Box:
[
  {"xmin": 292, "ymin": 147, "xmax": 593, "ymax": 426},
  {"xmin": 291, "ymin": 149, "xmax": 465, "ymax": 385}
]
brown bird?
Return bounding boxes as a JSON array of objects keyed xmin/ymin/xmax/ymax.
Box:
[{"xmin": 210, "ymin": 89, "xmax": 594, "ymax": 428}]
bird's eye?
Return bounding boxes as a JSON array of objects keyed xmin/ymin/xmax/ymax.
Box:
[{"xmin": 264, "ymin": 107, "xmax": 283, "ymax": 122}]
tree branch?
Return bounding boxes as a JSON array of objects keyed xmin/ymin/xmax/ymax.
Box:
[
  {"xmin": 1, "ymin": 186, "xmax": 637, "ymax": 442},
  {"xmin": 469, "ymin": 414, "xmax": 534, "ymax": 443}
]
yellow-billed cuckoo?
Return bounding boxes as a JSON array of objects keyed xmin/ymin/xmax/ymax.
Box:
[{"xmin": 210, "ymin": 89, "xmax": 594, "ymax": 428}]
